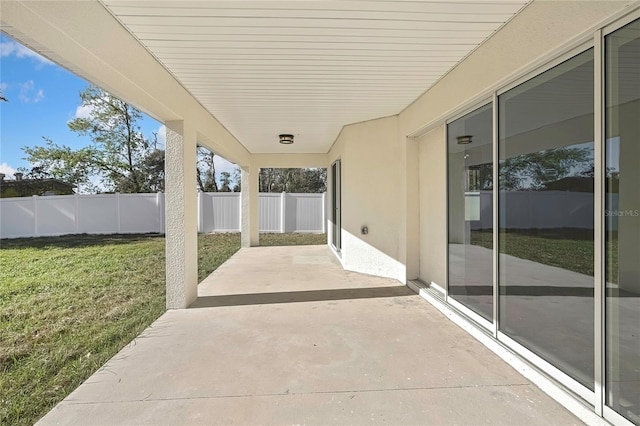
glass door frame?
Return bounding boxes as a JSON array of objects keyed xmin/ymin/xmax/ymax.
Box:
[
  {"xmin": 331, "ymin": 159, "xmax": 341, "ymax": 253},
  {"xmin": 444, "ymin": 99, "xmax": 495, "ymax": 333},
  {"xmin": 600, "ymin": 8, "xmax": 640, "ymax": 425}
]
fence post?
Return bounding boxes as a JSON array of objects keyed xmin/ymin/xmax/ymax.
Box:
[
  {"xmin": 74, "ymin": 193, "xmax": 80, "ymax": 233},
  {"xmin": 280, "ymin": 192, "xmax": 286, "ymax": 233},
  {"xmin": 116, "ymin": 193, "xmax": 121, "ymax": 234},
  {"xmin": 156, "ymin": 191, "xmax": 163, "ymax": 233},
  {"xmin": 33, "ymin": 195, "xmax": 38, "ymax": 237},
  {"xmin": 322, "ymin": 192, "xmax": 327, "ymax": 234},
  {"xmin": 197, "ymin": 191, "xmax": 202, "ymax": 233}
]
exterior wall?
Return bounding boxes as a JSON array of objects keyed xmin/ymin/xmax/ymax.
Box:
[
  {"xmin": 399, "ymin": 1, "xmax": 634, "ymax": 285},
  {"xmin": 417, "ymin": 126, "xmax": 447, "ymax": 287},
  {"xmin": 322, "ymin": 2, "xmax": 635, "ymax": 283},
  {"xmin": 328, "ymin": 116, "xmax": 403, "ymax": 279}
]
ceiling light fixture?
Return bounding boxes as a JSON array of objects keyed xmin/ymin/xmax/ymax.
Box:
[
  {"xmin": 279, "ymin": 134, "xmax": 294, "ymax": 145},
  {"xmin": 456, "ymin": 135, "xmax": 473, "ymax": 145}
]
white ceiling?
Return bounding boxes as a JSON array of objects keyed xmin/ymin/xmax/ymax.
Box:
[{"xmin": 101, "ymin": 0, "xmax": 529, "ymax": 154}]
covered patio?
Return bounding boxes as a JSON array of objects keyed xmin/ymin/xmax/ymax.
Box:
[
  {"xmin": 37, "ymin": 245, "xmax": 579, "ymax": 425},
  {"xmin": 3, "ymin": 1, "xmax": 639, "ymax": 424}
]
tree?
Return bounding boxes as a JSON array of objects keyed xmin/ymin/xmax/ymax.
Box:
[
  {"xmin": 259, "ymin": 168, "xmax": 326, "ymax": 193},
  {"xmin": 23, "ymin": 137, "xmax": 99, "ymax": 192},
  {"xmin": 196, "ymin": 146, "xmax": 218, "ymax": 192},
  {"xmin": 499, "ymin": 147, "xmax": 592, "ymax": 191},
  {"xmin": 22, "ymin": 85, "xmax": 162, "ymax": 193},
  {"xmin": 219, "ymin": 171, "xmax": 232, "ymax": 192},
  {"xmin": 232, "ymin": 168, "xmax": 242, "ymax": 192}
]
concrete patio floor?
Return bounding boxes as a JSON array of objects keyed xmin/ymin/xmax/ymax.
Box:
[{"xmin": 38, "ymin": 245, "xmax": 582, "ymax": 425}]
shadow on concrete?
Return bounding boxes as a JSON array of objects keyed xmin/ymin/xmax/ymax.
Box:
[{"xmin": 189, "ymin": 285, "xmax": 415, "ymax": 308}]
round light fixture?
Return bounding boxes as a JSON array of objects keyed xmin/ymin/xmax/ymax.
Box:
[
  {"xmin": 456, "ymin": 135, "xmax": 473, "ymax": 145},
  {"xmin": 279, "ymin": 134, "xmax": 294, "ymax": 144}
]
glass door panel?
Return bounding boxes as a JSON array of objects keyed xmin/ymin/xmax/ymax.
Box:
[
  {"xmin": 447, "ymin": 104, "xmax": 494, "ymax": 322},
  {"xmin": 498, "ymin": 50, "xmax": 595, "ymax": 389},
  {"xmin": 605, "ymin": 17, "xmax": 640, "ymax": 423}
]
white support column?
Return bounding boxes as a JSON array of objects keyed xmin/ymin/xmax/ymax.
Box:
[
  {"xmin": 165, "ymin": 120, "xmax": 199, "ymax": 309},
  {"xmin": 241, "ymin": 165, "xmax": 259, "ymax": 247}
]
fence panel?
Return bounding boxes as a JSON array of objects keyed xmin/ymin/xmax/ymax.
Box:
[
  {"xmin": 119, "ymin": 193, "xmax": 164, "ymax": 233},
  {"xmin": 0, "ymin": 197, "xmax": 35, "ymax": 238},
  {"xmin": 1, "ymin": 192, "xmax": 326, "ymax": 238},
  {"xmin": 285, "ymin": 193, "xmax": 325, "ymax": 233},
  {"xmin": 36, "ymin": 195, "xmax": 76, "ymax": 236},
  {"xmin": 259, "ymin": 193, "xmax": 282, "ymax": 232},
  {"xmin": 78, "ymin": 194, "xmax": 118, "ymax": 234},
  {"xmin": 200, "ymin": 192, "xmax": 240, "ymax": 232},
  {"xmin": 470, "ymin": 190, "xmax": 600, "ymax": 230}
]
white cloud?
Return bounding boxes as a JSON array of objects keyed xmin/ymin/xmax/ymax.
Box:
[
  {"xmin": 74, "ymin": 104, "xmax": 95, "ymax": 119},
  {"xmin": 156, "ymin": 125, "xmax": 166, "ymax": 148},
  {"xmin": 0, "ymin": 40, "xmax": 53, "ymax": 66},
  {"xmin": 34, "ymin": 89, "xmax": 44, "ymax": 102},
  {"xmin": 0, "ymin": 162, "xmax": 16, "ymax": 179},
  {"xmin": 0, "ymin": 82, "xmax": 7, "ymax": 92},
  {"xmin": 18, "ymin": 80, "xmax": 44, "ymax": 103}
]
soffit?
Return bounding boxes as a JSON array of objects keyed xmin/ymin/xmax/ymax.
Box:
[{"xmin": 101, "ymin": 0, "xmax": 529, "ymax": 154}]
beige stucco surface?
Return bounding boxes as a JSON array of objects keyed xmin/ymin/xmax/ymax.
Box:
[
  {"xmin": 417, "ymin": 126, "xmax": 447, "ymax": 287},
  {"xmin": 328, "ymin": 116, "xmax": 404, "ymax": 279},
  {"xmin": 329, "ymin": 0, "xmax": 636, "ymax": 284}
]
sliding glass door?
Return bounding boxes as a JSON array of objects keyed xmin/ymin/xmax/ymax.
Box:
[
  {"xmin": 605, "ymin": 17, "xmax": 640, "ymax": 423},
  {"xmin": 498, "ymin": 49, "xmax": 595, "ymax": 390},
  {"xmin": 447, "ymin": 104, "xmax": 493, "ymax": 322},
  {"xmin": 441, "ymin": 15, "xmax": 640, "ymax": 421}
]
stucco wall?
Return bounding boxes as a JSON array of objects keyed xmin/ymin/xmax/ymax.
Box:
[
  {"xmin": 417, "ymin": 126, "xmax": 447, "ymax": 287},
  {"xmin": 325, "ymin": 1, "xmax": 635, "ymax": 283},
  {"xmin": 328, "ymin": 116, "xmax": 403, "ymax": 279},
  {"xmin": 400, "ymin": 1, "xmax": 634, "ymax": 286}
]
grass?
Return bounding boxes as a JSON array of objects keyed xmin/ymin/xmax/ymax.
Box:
[
  {"xmin": 0, "ymin": 233, "xmax": 238, "ymax": 426},
  {"xmin": 0, "ymin": 231, "xmax": 326, "ymax": 426},
  {"xmin": 470, "ymin": 229, "xmax": 619, "ymax": 280},
  {"xmin": 259, "ymin": 232, "xmax": 327, "ymax": 246}
]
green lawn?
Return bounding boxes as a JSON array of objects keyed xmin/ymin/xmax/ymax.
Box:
[
  {"xmin": 260, "ymin": 232, "xmax": 327, "ymax": 246},
  {"xmin": 0, "ymin": 232, "xmax": 325, "ymax": 426},
  {"xmin": 471, "ymin": 229, "xmax": 617, "ymax": 281}
]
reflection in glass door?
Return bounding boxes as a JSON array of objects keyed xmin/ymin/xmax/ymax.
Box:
[
  {"xmin": 447, "ymin": 104, "xmax": 493, "ymax": 322},
  {"xmin": 605, "ymin": 17, "xmax": 640, "ymax": 423},
  {"xmin": 498, "ymin": 49, "xmax": 595, "ymax": 390}
]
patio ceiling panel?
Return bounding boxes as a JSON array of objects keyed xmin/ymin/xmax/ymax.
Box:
[{"xmin": 101, "ymin": 0, "xmax": 529, "ymax": 154}]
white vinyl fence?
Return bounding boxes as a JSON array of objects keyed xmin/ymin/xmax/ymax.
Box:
[
  {"xmin": 467, "ymin": 190, "xmax": 617, "ymax": 230},
  {"xmin": 0, "ymin": 192, "xmax": 326, "ymax": 239}
]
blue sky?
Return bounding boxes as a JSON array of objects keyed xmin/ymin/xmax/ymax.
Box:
[{"xmin": 0, "ymin": 33, "xmax": 235, "ymax": 186}]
